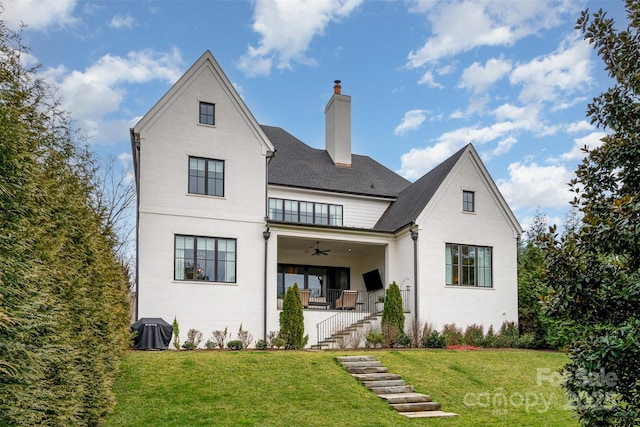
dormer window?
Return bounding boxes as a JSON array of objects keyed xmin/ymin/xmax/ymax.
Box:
[
  {"xmin": 463, "ymin": 190, "xmax": 474, "ymax": 212},
  {"xmin": 199, "ymin": 102, "xmax": 215, "ymax": 125}
]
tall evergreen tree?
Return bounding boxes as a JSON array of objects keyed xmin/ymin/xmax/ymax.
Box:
[
  {"xmin": 518, "ymin": 214, "xmax": 547, "ymax": 343},
  {"xmin": 381, "ymin": 282, "xmax": 405, "ymax": 335},
  {"xmin": 279, "ymin": 284, "xmax": 305, "ymax": 349},
  {"xmin": 0, "ymin": 23, "xmax": 131, "ymax": 426},
  {"xmin": 541, "ymin": 2, "xmax": 640, "ymax": 424}
]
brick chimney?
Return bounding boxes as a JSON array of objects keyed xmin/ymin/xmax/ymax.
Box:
[{"xmin": 325, "ymin": 80, "xmax": 351, "ymax": 167}]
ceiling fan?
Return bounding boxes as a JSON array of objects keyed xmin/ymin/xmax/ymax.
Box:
[{"xmin": 311, "ymin": 241, "xmax": 330, "ymax": 256}]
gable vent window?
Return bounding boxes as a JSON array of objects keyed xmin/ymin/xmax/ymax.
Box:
[
  {"xmin": 463, "ymin": 190, "xmax": 475, "ymax": 212},
  {"xmin": 199, "ymin": 101, "xmax": 215, "ymax": 125}
]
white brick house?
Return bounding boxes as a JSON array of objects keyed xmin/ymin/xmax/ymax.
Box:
[{"xmin": 130, "ymin": 51, "xmax": 522, "ymax": 347}]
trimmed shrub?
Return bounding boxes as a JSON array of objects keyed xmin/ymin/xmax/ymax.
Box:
[
  {"xmin": 212, "ymin": 327, "xmax": 228, "ymax": 349},
  {"xmin": 494, "ymin": 321, "xmax": 519, "ymax": 348},
  {"xmin": 463, "ymin": 324, "xmax": 485, "ymax": 347},
  {"xmin": 237, "ymin": 324, "xmax": 253, "ymax": 349},
  {"xmin": 265, "ymin": 331, "xmax": 279, "ymax": 349},
  {"xmin": 255, "ymin": 339, "xmax": 268, "ymax": 350},
  {"xmin": 271, "ymin": 335, "xmax": 286, "ymax": 349},
  {"xmin": 365, "ymin": 329, "xmax": 384, "ymax": 348},
  {"xmin": 172, "ymin": 317, "xmax": 180, "ymax": 350},
  {"xmin": 516, "ymin": 332, "xmax": 536, "ymax": 349},
  {"xmin": 396, "ymin": 332, "xmax": 412, "ymax": 348},
  {"xmin": 442, "ymin": 323, "xmax": 463, "ymax": 346},
  {"xmin": 381, "ymin": 282, "xmax": 404, "ymax": 346},
  {"xmin": 381, "ymin": 323, "xmax": 399, "ymax": 348},
  {"xmin": 227, "ymin": 340, "xmax": 243, "ymax": 350},
  {"xmin": 484, "ymin": 325, "xmax": 497, "ymax": 348},
  {"xmin": 182, "ymin": 341, "xmax": 196, "ymax": 350},
  {"xmin": 182, "ymin": 329, "xmax": 203, "ymax": 350},
  {"xmin": 423, "ymin": 330, "xmax": 447, "ymax": 348}
]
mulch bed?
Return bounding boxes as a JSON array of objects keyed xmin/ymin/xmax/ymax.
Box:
[{"xmin": 446, "ymin": 345, "xmax": 480, "ymax": 351}]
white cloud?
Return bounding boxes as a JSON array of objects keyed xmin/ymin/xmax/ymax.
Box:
[
  {"xmin": 417, "ymin": 70, "xmax": 444, "ymax": 88},
  {"xmin": 510, "ymin": 34, "xmax": 593, "ymax": 105},
  {"xmin": 397, "ymin": 102, "xmax": 547, "ymax": 179},
  {"xmin": 82, "ymin": 3, "xmax": 105, "ymax": 15},
  {"xmin": 493, "ymin": 103, "xmax": 529, "ymax": 122},
  {"xmin": 459, "ymin": 58, "xmax": 512, "ymax": 94},
  {"xmin": 397, "ymin": 120, "xmax": 522, "ymax": 179},
  {"xmin": 450, "ymin": 109, "xmax": 465, "ymax": 119},
  {"xmin": 406, "ymin": 0, "xmax": 567, "ymax": 69},
  {"xmin": 407, "ymin": 0, "xmax": 438, "ymax": 14},
  {"xmin": 466, "ymin": 94, "xmax": 490, "ymax": 116},
  {"xmin": 237, "ymin": 0, "xmax": 363, "ymax": 76},
  {"xmin": 489, "ymin": 136, "xmax": 517, "ymax": 157},
  {"xmin": 109, "ymin": 14, "xmax": 135, "ymax": 29},
  {"xmin": 42, "ymin": 49, "xmax": 184, "ymax": 144},
  {"xmin": 566, "ymin": 120, "xmax": 594, "ymax": 133},
  {"xmin": 1, "ymin": 0, "xmax": 77, "ymax": 30},
  {"xmin": 437, "ymin": 63, "xmax": 456, "ymax": 76},
  {"xmin": 398, "ymin": 141, "xmax": 463, "ymax": 180},
  {"xmin": 558, "ymin": 132, "xmax": 606, "ymax": 161},
  {"xmin": 497, "ymin": 162, "xmax": 574, "ymax": 210},
  {"xmin": 394, "ymin": 109, "xmax": 429, "ymax": 135}
]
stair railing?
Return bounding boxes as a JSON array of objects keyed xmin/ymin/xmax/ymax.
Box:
[{"xmin": 316, "ymin": 308, "xmax": 371, "ymax": 347}]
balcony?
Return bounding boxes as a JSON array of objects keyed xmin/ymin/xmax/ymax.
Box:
[{"xmin": 276, "ymin": 288, "xmax": 410, "ymax": 313}]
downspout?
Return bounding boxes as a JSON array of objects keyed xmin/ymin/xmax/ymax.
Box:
[
  {"xmin": 263, "ymin": 227, "xmax": 270, "ymax": 341},
  {"xmin": 130, "ymin": 129, "xmax": 141, "ymax": 322},
  {"xmin": 410, "ymin": 223, "xmax": 419, "ymax": 322},
  {"xmin": 263, "ymin": 150, "xmax": 275, "ymax": 340}
]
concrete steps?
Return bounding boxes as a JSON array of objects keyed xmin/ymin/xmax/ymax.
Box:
[
  {"xmin": 336, "ymin": 355, "xmax": 459, "ymax": 419},
  {"xmin": 313, "ymin": 313, "xmax": 381, "ymax": 350}
]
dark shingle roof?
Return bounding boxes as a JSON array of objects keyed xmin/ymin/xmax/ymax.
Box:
[
  {"xmin": 262, "ymin": 125, "xmax": 410, "ymax": 198},
  {"xmin": 374, "ymin": 144, "xmax": 469, "ymax": 232}
]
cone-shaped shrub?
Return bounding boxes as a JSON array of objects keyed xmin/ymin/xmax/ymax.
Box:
[
  {"xmin": 279, "ymin": 284, "xmax": 305, "ymax": 349},
  {"xmin": 381, "ymin": 281, "xmax": 405, "ymax": 342}
]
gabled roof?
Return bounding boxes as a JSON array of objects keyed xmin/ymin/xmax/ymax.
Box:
[
  {"xmin": 374, "ymin": 144, "xmax": 522, "ymax": 235},
  {"xmin": 262, "ymin": 125, "xmax": 410, "ymax": 198},
  {"xmin": 130, "ymin": 51, "xmax": 274, "ymax": 183},
  {"xmin": 374, "ymin": 145, "xmax": 468, "ymax": 232}
]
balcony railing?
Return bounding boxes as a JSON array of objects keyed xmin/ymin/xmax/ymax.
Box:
[{"xmin": 276, "ymin": 288, "xmax": 410, "ymax": 313}]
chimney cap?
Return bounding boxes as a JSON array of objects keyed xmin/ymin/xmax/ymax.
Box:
[{"xmin": 333, "ymin": 80, "xmax": 342, "ymax": 94}]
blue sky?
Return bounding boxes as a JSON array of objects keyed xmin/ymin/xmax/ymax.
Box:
[{"xmin": 1, "ymin": 0, "xmax": 628, "ymax": 232}]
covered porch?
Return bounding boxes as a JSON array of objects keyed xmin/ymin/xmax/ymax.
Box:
[{"xmin": 274, "ymin": 235, "xmax": 411, "ymax": 313}]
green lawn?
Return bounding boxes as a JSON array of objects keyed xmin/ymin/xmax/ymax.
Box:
[{"xmin": 106, "ymin": 349, "xmax": 578, "ymax": 427}]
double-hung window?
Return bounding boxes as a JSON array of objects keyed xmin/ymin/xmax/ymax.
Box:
[
  {"xmin": 175, "ymin": 235, "xmax": 236, "ymax": 283},
  {"xmin": 445, "ymin": 243, "xmax": 492, "ymax": 287},
  {"xmin": 199, "ymin": 102, "xmax": 215, "ymax": 125},
  {"xmin": 189, "ymin": 157, "xmax": 224, "ymax": 197}
]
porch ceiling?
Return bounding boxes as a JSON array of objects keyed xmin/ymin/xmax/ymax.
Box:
[{"xmin": 277, "ymin": 236, "xmax": 382, "ymax": 258}]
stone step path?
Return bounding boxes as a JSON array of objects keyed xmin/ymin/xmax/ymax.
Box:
[{"xmin": 336, "ymin": 355, "xmax": 459, "ymax": 419}]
